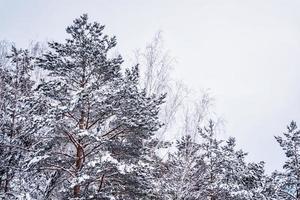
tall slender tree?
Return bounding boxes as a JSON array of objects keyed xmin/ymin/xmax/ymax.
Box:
[
  {"xmin": 0, "ymin": 46, "xmax": 37, "ymax": 199},
  {"xmin": 30, "ymin": 14, "xmax": 164, "ymax": 199}
]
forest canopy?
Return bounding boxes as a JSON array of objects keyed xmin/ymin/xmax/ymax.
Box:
[{"xmin": 0, "ymin": 14, "xmax": 299, "ymax": 200}]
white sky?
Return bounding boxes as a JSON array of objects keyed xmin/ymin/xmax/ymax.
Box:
[{"xmin": 1, "ymin": 0, "xmax": 300, "ymax": 172}]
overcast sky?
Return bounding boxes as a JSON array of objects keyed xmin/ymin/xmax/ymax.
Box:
[{"xmin": 1, "ymin": 0, "xmax": 300, "ymax": 172}]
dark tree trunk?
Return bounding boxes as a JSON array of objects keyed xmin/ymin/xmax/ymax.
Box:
[
  {"xmin": 73, "ymin": 112, "xmax": 85, "ymax": 197},
  {"xmin": 74, "ymin": 146, "xmax": 84, "ymax": 197}
]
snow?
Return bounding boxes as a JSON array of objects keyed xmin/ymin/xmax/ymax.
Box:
[
  {"xmin": 101, "ymin": 151, "xmax": 119, "ymax": 164},
  {"xmin": 28, "ymin": 155, "xmax": 49, "ymax": 167},
  {"xmin": 117, "ymin": 163, "xmax": 135, "ymax": 174}
]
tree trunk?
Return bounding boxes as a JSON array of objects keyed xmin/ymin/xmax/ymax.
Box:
[
  {"xmin": 296, "ymin": 184, "xmax": 300, "ymax": 200},
  {"xmin": 74, "ymin": 146, "xmax": 84, "ymax": 197},
  {"xmin": 73, "ymin": 111, "xmax": 85, "ymax": 197},
  {"xmin": 4, "ymin": 171, "xmax": 9, "ymax": 193}
]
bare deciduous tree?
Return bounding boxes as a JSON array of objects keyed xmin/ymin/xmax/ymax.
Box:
[{"xmin": 135, "ymin": 32, "xmax": 188, "ymax": 141}]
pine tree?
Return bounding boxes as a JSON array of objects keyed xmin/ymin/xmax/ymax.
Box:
[
  {"xmin": 195, "ymin": 120, "xmax": 229, "ymax": 200},
  {"xmin": 274, "ymin": 121, "xmax": 300, "ymax": 199},
  {"xmin": 29, "ymin": 14, "xmax": 164, "ymax": 199},
  {"xmin": 159, "ymin": 134, "xmax": 201, "ymax": 199},
  {"xmin": 161, "ymin": 120, "xmax": 268, "ymax": 200},
  {"xmin": 0, "ymin": 46, "xmax": 38, "ymax": 199}
]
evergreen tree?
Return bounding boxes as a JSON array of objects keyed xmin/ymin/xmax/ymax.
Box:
[
  {"xmin": 29, "ymin": 14, "xmax": 164, "ymax": 199},
  {"xmin": 161, "ymin": 120, "xmax": 268, "ymax": 200},
  {"xmin": 0, "ymin": 46, "xmax": 38, "ymax": 199},
  {"xmin": 274, "ymin": 121, "xmax": 300, "ymax": 199},
  {"xmin": 159, "ymin": 134, "xmax": 202, "ymax": 199}
]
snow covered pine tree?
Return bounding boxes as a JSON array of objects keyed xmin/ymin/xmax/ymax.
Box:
[
  {"xmin": 0, "ymin": 47, "xmax": 38, "ymax": 199},
  {"xmin": 274, "ymin": 121, "xmax": 300, "ymax": 200},
  {"xmin": 160, "ymin": 120, "xmax": 268, "ymax": 200},
  {"xmin": 28, "ymin": 14, "xmax": 165, "ymax": 199}
]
